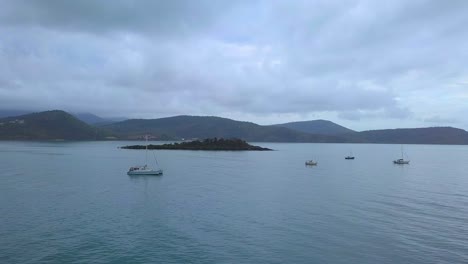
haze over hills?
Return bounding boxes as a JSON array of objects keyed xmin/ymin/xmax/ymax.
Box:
[
  {"xmin": 0, "ymin": 110, "xmax": 36, "ymax": 119},
  {"xmin": 72, "ymin": 113, "xmax": 127, "ymax": 125},
  {"xmin": 1, "ymin": 110, "xmax": 468, "ymax": 144},
  {"xmin": 72, "ymin": 113, "xmax": 108, "ymax": 125},
  {"xmin": 272, "ymin": 120, "xmax": 355, "ymax": 135}
]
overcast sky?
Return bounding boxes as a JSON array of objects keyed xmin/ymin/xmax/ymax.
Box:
[{"xmin": 1, "ymin": 0, "xmax": 467, "ymax": 130}]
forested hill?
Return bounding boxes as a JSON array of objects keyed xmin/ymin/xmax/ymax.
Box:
[
  {"xmin": 102, "ymin": 115, "xmax": 346, "ymax": 142},
  {"xmin": 1, "ymin": 110, "xmax": 468, "ymax": 144},
  {"xmin": 352, "ymin": 127, "xmax": 468, "ymax": 145},
  {"xmin": 0, "ymin": 110, "xmax": 112, "ymax": 140}
]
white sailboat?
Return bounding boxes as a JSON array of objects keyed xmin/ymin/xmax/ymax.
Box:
[
  {"xmin": 305, "ymin": 160, "xmax": 318, "ymax": 166},
  {"xmin": 128, "ymin": 136, "xmax": 163, "ymax": 175},
  {"xmin": 393, "ymin": 145, "xmax": 410, "ymax": 165},
  {"xmin": 345, "ymin": 150, "xmax": 355, "ymax": 160}
]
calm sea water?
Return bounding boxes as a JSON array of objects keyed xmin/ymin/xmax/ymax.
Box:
[{"xmin": 1, "ymin": 141, "xmax": 468, "ymax": 264}]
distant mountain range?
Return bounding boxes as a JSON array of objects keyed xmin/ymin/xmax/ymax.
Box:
[
  {"xmin": 1, "ymin": 110, "xmax": 468, "ymax": 144},
  {"xmin": 353, "ymin": 127, "xmax": 468, "ymax": 144},
  {"xmin": 102, "ymin": 115, "xmax": 346, "ymax": 142}
]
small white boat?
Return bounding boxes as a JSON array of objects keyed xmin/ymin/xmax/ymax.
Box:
[
  {"xmin": 305, "ymin": 160, "xmax": 318, "ymax": 166},
  {"xmin": 128, "ymin": 135, "xmax": 163, "ymax": 176},
  {"xmin": 393, "ymin": 158, "xmax": 409, "ymax": 165},
  {"xmin": 128, "ymin": 165, "xmax": 163, "ymax": 175},
  {"xmin": 345, "ymin": 151, "xmax": 355, "ymax": 160},
  {"xmin": 393, "ymin": 145, "xmax": 410, "ymax": 165}
]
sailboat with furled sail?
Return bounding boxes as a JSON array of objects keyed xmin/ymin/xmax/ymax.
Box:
[
  {"xmin": 345, "ymin": 150, "xmax": 355, "ymax": 160},
  {"xmin": 393, "ymin": 145, "xmax": 410, "ymax": 165},
  {"xmin": 127, "ymin": 135, "xmax": 163, "ymax": 175},
  {"xmin": 305, "ymin": 160, "xmax": 317, "ymax": 166}
]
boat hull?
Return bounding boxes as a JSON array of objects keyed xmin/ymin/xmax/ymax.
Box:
[{"xmin": 127, "ymin": 169, "xmax": 163, "ymax": 175}]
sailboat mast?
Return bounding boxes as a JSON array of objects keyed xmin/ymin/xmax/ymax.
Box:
[{"xmin": 145, "ymin": 135, "xmax": 148, "ymax": 166}]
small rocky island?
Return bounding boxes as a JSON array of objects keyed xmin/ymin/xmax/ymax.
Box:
[{"xmin": 121, "ymin": 138, "xmax": 272, "ymax": 151}]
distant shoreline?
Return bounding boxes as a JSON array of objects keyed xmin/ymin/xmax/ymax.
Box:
[{"xmin": 1, "ymin": 139, "xmax": 468, "ymax": 146}]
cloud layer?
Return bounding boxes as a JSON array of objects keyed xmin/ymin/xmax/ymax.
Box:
[{"xmin": 1, "ymin": 0, "xmax": 468, "ymax": 130}]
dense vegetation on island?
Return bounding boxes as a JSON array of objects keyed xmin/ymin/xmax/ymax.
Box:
[
  {"xmin": 1, "ymin": 110, "xmax": 468, "ymax": 144},
  {"xmin": 121, "ymin": 138, "xmax": 272, "ymax": 151}
]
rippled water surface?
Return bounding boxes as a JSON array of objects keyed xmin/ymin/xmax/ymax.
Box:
[{"xmin": 1, "ymin": 141, "xmax": 468, "ymax": 263}]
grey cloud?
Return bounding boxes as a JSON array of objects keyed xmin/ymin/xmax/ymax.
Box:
[
  {"xmin": 424, "ymin": 116, "xmax": 457, "ymax": 124},
  {"xmin": 0, "ymin": 0, "xmax": 243, "ymax": 37},
  {"xmin": 338, "ymin": 106, "xmax": 412, "ymax": 121},
  {"xmin": 0, "ymin": 0, "xmax": 467, "ymax": 129}
]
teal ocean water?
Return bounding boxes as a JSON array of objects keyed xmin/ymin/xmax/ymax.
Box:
[{"xmin": 1, "ymin": 141, "xmax": 468, "ymax": 263}]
